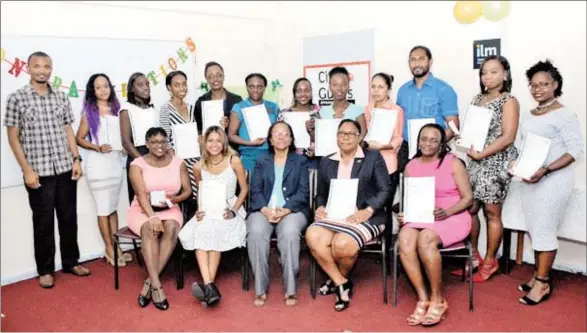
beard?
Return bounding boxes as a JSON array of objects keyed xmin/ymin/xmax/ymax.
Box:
[{"xmin": 411, "ymin": 66, "xmax": 430, "ymax": 78}]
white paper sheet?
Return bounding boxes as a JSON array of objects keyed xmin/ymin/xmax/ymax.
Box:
[
  {"xmin": 326, "ymin": 178, "xmax": 359, "ymax": 221},
  {"xmin": 172, "ymin": 123, "xmax": 201, "ymax": 159},
  {"xmin": 457, "ymin": 105, "xmax": 493, "ymax": 151},
  {"xmin": 408, "ymin": 118, "xmax": 435, "ymax": 158},
  {"xmin": 403, "ymin": 177, "xmax": 435, "ymax": 223},
  {"xmin": 202, "ymin": 100, "xmax": 224, "ymax": 133},
  {"xmin": 128, "ymin": 108, "xmax": 159, "ymax": 146},
  {"xmin": 150, "ymin": 190, "xmax": 170, "ymax": 208},
  {"xmin": 282, "ymin": 112, "xmax": 311, "ymax": 148},
  {"xmin": 364, "ymin": 108, "xmax": 398, "ymax": 145},
  {"xmin": 511, "ymin": 132, "xmax": 551, "ymax": 180},
  {"xmin": 104, "ymin": 115, "xmax": 123, "ymax": 151},
  {"xmin": 314, "ymin": 119, "xmax": 342, "ymax": 157},
  {"xmin": 242, "ymin": 104, "xmax": 272, "ymax": 140},
  {"xmin": 199, "ymin": 179, "xmax": 227, "ymax": 219},
  {"xmin": 448, "ymin": 120, "xmax": 460, "ymax": 136}
]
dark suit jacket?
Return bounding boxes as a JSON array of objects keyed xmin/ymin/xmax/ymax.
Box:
[
  {"xmin": 249, "ymin": 151, "xmax": 310, "ymax": 221},
  {"xmin": 194, "ymin": 89, "xmax": 243, "ymax": 133},
  {"xmin": 316, "ymin": 149, "xmax": 391, "ymax": 226}
]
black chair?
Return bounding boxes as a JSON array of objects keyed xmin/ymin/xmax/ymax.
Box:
[{"xmin": 391, "ymin": 172, "xmax": 474, "ymax": 311}]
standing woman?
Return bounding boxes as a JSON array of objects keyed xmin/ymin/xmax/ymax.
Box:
[
  {"xmin": 159, "ymin": 71, "xmax": 198, "ymax": 219},
  {"xmin": 75, "ymin": 73, "xmax": 130, "ymax": 266},
  {"xmin": 516, "ymin": 60, "xmax": 584, "ymax": 305},
  {"xmin": 464, "ymin": 55, "xmax": 520, "ymax": 282},
  {"xmin": 364, "ymin": 72, "xmax": 405, "ymax": 209},
  {"xmin": 119, "ymin": 72, "xmax": 157, "ymax": 203},
  {"xmin": 194, "ymin": 62, "xmax": 242, "ymax": 139},
  {"xmin": 228, "ymin": 73, "xmax": 280, "ymax": 172}
]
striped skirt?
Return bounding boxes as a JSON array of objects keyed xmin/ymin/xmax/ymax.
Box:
[{"xmin": 312, "ymin": 220, "xmax": 385, "ymax": 248}]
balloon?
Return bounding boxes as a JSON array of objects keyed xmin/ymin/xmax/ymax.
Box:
[
  {"xmin": 453, "ymin": 1, "xmax": 483, "ymax": 24},
  {"xmin": 483, "ymin": 1, "xmax": 511, "ymax": 21}
]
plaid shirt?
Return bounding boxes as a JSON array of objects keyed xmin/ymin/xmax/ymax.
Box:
[{"xmin": 3, "ymin": 84, "xmax": 75, "ymax": 177}]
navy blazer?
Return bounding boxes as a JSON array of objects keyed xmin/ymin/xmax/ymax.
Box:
[
  {"xmin": 250, "ymin": 151, "xmax": 310, "ymax": 220},
  {"xmin": 315, "ymin": 149, "xmax": 391, "ymax": 226}
]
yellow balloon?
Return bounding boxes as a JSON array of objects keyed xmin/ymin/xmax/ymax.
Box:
[
  {"xmin": 454, "ymin": 1, "xmax": 483, "ymax": 24},
  {"xmin": 483, "ymin": 1, "xmax": 511, "ymax": 21}
]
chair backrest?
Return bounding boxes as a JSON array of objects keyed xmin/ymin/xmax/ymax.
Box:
[
  {"xmin": 244, "ymin": 170, "xmax": 251, "ymax": 211},
  {"xmin": 309, "ymin": 168, "xmax": 318, "ymax": 211}
]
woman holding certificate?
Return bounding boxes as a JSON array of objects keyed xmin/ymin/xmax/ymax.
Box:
[
  {"xmin": 75, "ymin": 73, "xmax": 128, "ymax": 267},
  {"xmin": 306, "ymin": 119, "xmax": 391, "ymax": 312},
  {"xmin": 514, "ymin": 60, "xmax": 584, "ymax": 306},
  {"xmin": 364, "ymin": 72, "xmax": 405, "ymax": 209},
  {"xmin": 228, "ymin": 73, "xmax": 280, "ymax": 172},
  {"xmin": 178, "ymin": 126, "xmax": 248, "ymax": 307},
  {"xmin": 120, "ymin": 72, "xmax": 158, "ymax": 203},
  {"xmin": 397, "ymin": 124, "xmax": 473, "ymax": 326},
  {"xmin": 128, "ymin": 127, "xmax": 192, "ymax": 311},
  {"xmin": 464, "ymin": 55, "xmax": 520, "ymax": 283},
  {"xmin": 247, "ymin": 121, "xmax": 309, "ymax": 307}
]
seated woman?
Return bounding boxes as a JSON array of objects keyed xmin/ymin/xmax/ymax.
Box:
[
  {"xmin": 305, "ymin": 119, "xmax": 391, "ymax": 312},
  {"xmin": 247, "ymin": 121, "xmax": 309, "ymax": 307},
  {"xmin": 127, "ymin": 127, "xmax": 192, "ymax": 311},
  {"xmin": 397, "ymin": 124, "xmax": 473, "ymax": 326},
  {"xmin": 178, "ymin": 126, "xmax": 248, "ymax": 307}
]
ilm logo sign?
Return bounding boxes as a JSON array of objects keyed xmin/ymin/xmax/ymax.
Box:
[{"xmin": 473, "ymin": 39, "xmax": 501, "ymax": 69}]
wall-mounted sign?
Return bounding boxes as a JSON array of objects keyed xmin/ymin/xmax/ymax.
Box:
[{"xmin": 473, "ymin": 38, "xmax": 501, "ymax": 69}]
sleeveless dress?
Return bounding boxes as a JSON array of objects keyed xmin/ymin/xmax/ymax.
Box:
[
  {"xmin": 467, "ymin": 93, "xmax": 519, "ymax": 204},
  {"xmin": 85, "ymin": 115, "xmax": 124, "ymax": 216},
  {"xmin": 178, "ymin": 159, "xmax": 247, "ymax": 251},
  {"xmin": 403, "ymin": 153, "xmax": 472, "ymax": 247},
  {"xmin": 126, "ymin": 155, "xmax": 184, "ymax": 235}
]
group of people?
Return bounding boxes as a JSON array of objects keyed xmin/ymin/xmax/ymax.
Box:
[{"xmin": 4, "ymin": 45, "xmax": 583, "ymax": 326}]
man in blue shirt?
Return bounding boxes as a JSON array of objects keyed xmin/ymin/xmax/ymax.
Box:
[{"xmin": 396, "ymin": 46, "xmax": 460, "ymax": 171}]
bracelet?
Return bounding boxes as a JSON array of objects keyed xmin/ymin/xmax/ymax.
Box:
[
  {"xmin": 542, "ymin": 165, "xmax": 551, "ymax": 176},
  {"xmin": 147, "ymin": 215, "xmax": 159, "ymax": 221}
]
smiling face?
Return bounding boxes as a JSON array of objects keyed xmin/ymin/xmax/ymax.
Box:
[
  {"xmin": 206, "ymin": 65, "xmax": 224, "ymax": 91},
  {"xmin": 481, "ymin": 59, "xmax": 506, "ymax": 92},
  {"xmin": 336, "ymin": 121, "xmax": 361, "ymax": 153},
  {"xmin": 269, "ymin": 122, "xmax": 293, "ymax": 151},
  {"xmin": 329, "ymin": 73, "xmax": 349, "ymax": 102},
  {"xmin": 168, "ymin": 74, "xmax": 187, "ymax": 100},
  {"xmin": 417, "ymin": 126, "xmax": 442, "ymax": 157},
  {"xmin": 205, "ymin": 131, "xmax": 225, "ymax": 157},
  {"xmin": 294, "ymin": 80, "xmax": 312, "ymax": 106},
  {"xmin": 529, "ymin": 71, "xmax": 558, "ymax": 103},
  {"xmin": 28, "ymin": 55, "xmax": 52, "ymax": 84},
  {"xmin": 146, "ymin": 133, "xmax": 168, "ymax": 157},
  {"xmin": 132, "ymin": 75, "xmax": 151, "ymax": 101},
  {"xmin": 246, "ymin": 76, "xmax": 266, "ymax": 102},
  {"xmin": 93, "ymin": 76, "xmax": 111, "ymax": 102},
  {"xmin": 409, "ymin": 48, "xmax": 431, "ymax": 78}
]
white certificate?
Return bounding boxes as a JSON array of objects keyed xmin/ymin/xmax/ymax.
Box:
[
  {"xmin": 242, "ymin": 104, "xmax": 272, "ymax": 140},
  {"xmin": 199, "ymin": 179, "xmax": 227, "ymax": 219},
  {"xmin": 128, "ymin": 108, "xmax": 158, "ymax": 146},
  {"xmin": 408, "ymin": 118, "xmax": 435, "ymax": 158},
  {"xmin": 150, "ymin": 190, "xmax": 171, "ymax": 208},
  {"xmin": 104, "ymin": 115, "xmax": 123, "ymax": 151},
  {"xmin": 202, "ymin": 100, "xmax": 224, "ymax": 133},
  {"xmin": 314, "ymin": 119, "xmax": 342, "ymax": 157},
  {"xmin": 326, "ymin": 178, "xmax": 359, "ymax": 221},
  {"xmin": 172, "ymin": 123, "xmax": 201, "ymax": 159},
  {"xmin": 457, "ymin": 105, "xmax": 493, "ymax": 151},
  {"xmin": 511, "ymin": 132, "xmax": 551, "ymax": 180},
  {"xmin": 364, "ymin": 108, "xmax": 398, "ymax": 145},
  {"xmin": 403, "ymin": 177, "xmax": 435, "ymax": 224},
  {"xmin": 282, "ymin": 112, "xmax": 311, "ymax": 149}
]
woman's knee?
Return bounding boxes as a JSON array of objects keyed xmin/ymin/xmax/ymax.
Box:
[
  {"xmin": 332, "ymin": 235, "xmax": 359, "ymax": 259},
  {"xmin": 417, "ymin": 230, "xmax": 440, "ymax": 252},
  {"xmin": 468, "ymin": 200, "xmax": 481, "ymax": 215},
  {"xmin": 163, "ymin": 220, "xmax": 180, "ymax": 235},
  {"xmin": 140, "ymin": 222, "xmax": 153, "ymax": 239},
  {"xmin": 484, "ymin": 204, "xmax": 502, "ymax": 223},
  {"xmin": 398, "ymin": 228, "xmax": 418, "ymax": 254},
  {"xmin": 305, "ymin": 226, "xmax": 326, "ymax": 248}
]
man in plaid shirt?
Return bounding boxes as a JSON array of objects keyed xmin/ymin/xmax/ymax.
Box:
[{"xmin": 4, "ymin": 51, "xmax": 91, "ymax": 288}]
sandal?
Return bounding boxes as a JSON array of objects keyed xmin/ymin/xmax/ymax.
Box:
[
  {"xmin": 319, "ymin": 279, "xmax": 337, "ymax": 296},
  {"xmin": 519, "ymin": 276, "xmax": 552, "ymax": 306},
  {"xmin": 253, "ymin": 294, "xmax": 267, "ymax": 307},
  {"xmin": 285, "ymin": 294, "xmax": 297, "ymax": 307},
  {"xmin": 519, "ymin": 271, "xmax": 536, "ymax": 292},
  {"xmin": 334, "ymin": 280, "xmax": 353, "ymax": 312},
  {"xmin": 407, "ymin": 301, "xmax": 430, "ymax": 326},
  {"xmin": 421, "ymin": 299, "xmax": 448, "ymax": 326},
  {"xmin": 451, "ymin": 251, "xmax": 482, "ymax": 277},
  {"xmin": 138, "ymin": 280, "xmax": 151, "ymax": 308},
  {"xmin": 105, "ymin": 253, "xmax": 127, "ymax": 267},
  {"xmin": 151, "ymin": 286, "xmax": 169, "ymax": 311},
  {"xmin": 472, "ymin": 258, "xmax": 499, "ymax": 283}
]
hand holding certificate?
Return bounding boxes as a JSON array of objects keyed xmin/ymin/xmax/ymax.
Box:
[
  {"xmin": 198, "ymin": 179, "xmax": 228, "ymax": 220},
  {"xmin": 511, "ymin": 132, "xmax": 551, "ymax": 180},
  {"xmin": 408, "ymin": 118, "xmax": 435, "ymax": 158},
  {"xmin": 403, "ymin": 177, "xmax": 435, "ymax": 223},
  {"xmin": 314, "ymin": 119, "xmax": 342, "ymax": 156},
  {"xmin": 325, "ymin": 179, "xmax": 359, "ymax": 221},
  {"xmin": 242, "ymin": 104, "xmax": 272, "ymax": 140},
  {"xmin": 364, "ymin": 108, "xmax": 398, "ymax": 145},
  {"xmin": 172, "ymin": 123, "xmax": 201, "ymax": 159},
  {"xmin": 202, "ymin": 100, "xmax": 224, "ymax": 133},
  {"xmin": 282, "ymin": 112, "xmax": 312, "ymax": 148},
  {"xmin": 457, "ymin": 105, "xmax": 493, "ymax": 151},
  {"xmin": 104, "ymin": 115, "xmax": 123, "ymax": 151}
]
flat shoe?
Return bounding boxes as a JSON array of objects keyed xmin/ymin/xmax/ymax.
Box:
[{"xmin": 39, "ymin": 274, "xmax": 54, "ymax": 289}]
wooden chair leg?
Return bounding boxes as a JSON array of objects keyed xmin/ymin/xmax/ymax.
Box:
[{"xmin": 516, "ymin": 232, "xmax": 525, "ymax": 265}]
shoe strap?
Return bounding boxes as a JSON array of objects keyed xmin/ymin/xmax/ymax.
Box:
[{"xmin": 534, "ymin": 276, "xmax": 550, "ymax": 284}]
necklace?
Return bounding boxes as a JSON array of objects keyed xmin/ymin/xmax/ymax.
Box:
[
  {"xmin": 209, "ymin": 156, "xmax": 225, "ymax": 166},
  {"xmin": 533, "ymin": 98, "xmax": 557, "ymax": 114}
]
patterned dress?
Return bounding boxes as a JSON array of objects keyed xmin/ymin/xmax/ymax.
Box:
[{"xmin": 467, "ymin": 93, "xmax": 519, "ymax": 204}]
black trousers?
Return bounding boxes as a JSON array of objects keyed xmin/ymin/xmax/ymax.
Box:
[
  {"xmin": 25, "ymin": 170, "xmax": 80, "ymax": 275},
  {"xmin": 398, "ymin": 140, "xmax": 410, "ymax": 173},
  {"xmin": 126, "ymin": 145, "xmax": 149, "ymax": 204}
]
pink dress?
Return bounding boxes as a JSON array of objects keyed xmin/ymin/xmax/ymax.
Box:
[
  {"xmin": 127, "ymin": 156, "xmax": 184, "ymax": 235},
  {"xmin": 403, "ymin": 153, "xmax": 471, "ymax": 247}
]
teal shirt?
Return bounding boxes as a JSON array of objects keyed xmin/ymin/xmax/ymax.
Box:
[
  {"xmin": 270, "ymin": 164, "xmax": 287, "ymax": 207},
  {"xmin": 319, "ymin": 103, "xmax": 364, "ymax": 120}
]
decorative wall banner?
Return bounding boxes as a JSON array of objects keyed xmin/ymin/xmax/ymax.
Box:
[
  {"xmin": 303, "ymin": 61, "xmax": 371, "ymax": 107},
  {"xmin": 473, "ymin": 38, "xmax": 501, "ymax": 69},
  {"xmin": 0, "ymin": 37, "xmax": 196, "ymax": 98}
]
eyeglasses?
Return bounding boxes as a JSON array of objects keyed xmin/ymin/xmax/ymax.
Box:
[
  {"xmin": 528, "ymin": 82, "xmax": 553, "ymax": 91},
  {"xmin": 149, "ymin": 140, "xmax": 168, "ymax": 146},
  {"xmin": 337, "ymin": 131, "xmax": 360, "ymax": 138},
  {"xmin": 206, "ymin": 74, "xmax": 224, "ymax": 81},
  {"xmin": 271, "ymin": 132, "xmax": 291, "ymax": 138}
]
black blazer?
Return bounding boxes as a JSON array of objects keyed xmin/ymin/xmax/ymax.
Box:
[
  {"xmin": 194, "ymin": 89, "xmax": 243, "ymax": 133},
  {"xmin": 315, "ymin": 149, "xmax": 391, "ymax": 226},
  {"xmin": 250, "ymin": 151, "xmax": 310, "ymax": 221}
]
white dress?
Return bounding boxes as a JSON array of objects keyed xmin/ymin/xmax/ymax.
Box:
[
  {"xmin": 85, "ymin": 115, "xmax": 124, "ymax": 216},
  {"xmin": 178, "ymin": 161, "xmax": 247, "ymax": 251}
]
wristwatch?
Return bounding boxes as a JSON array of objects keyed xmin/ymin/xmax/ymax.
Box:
[{"xmin": 73, "ymin": 156, "xmax": 83, "ymax": 163}]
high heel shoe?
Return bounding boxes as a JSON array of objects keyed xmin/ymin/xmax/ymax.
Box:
[
  {"xmin": 138, "ymin": 280, "xmax": 151, "ymax": 308},
  {"xmin": 519, "ymin": 271, "xmax": 536, "ymax": 292},
  {"xmin": 105, "ymin": 253, "xmax": 126, "ymax": 267},
  {"xmin": 421, "ymin": 299, "xmax": 448, "ymax": 326},
  {"xmin": 519, "ymin": 276, "xmax": 552, "ymax": 306},
  {"xmin": 334, "ymin": 280, "xmax": 353, "ymax": 312},
  {"xmin": 151, "ymin": 287, "xmax": 169, "ymax": 311},
  {"xmin": 318, "ymin": 279, "xmax": 337, "ymax": 296},
  {"xmin": 205, "ymin": 283, "xmax": 221, "ymax": 306}
]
